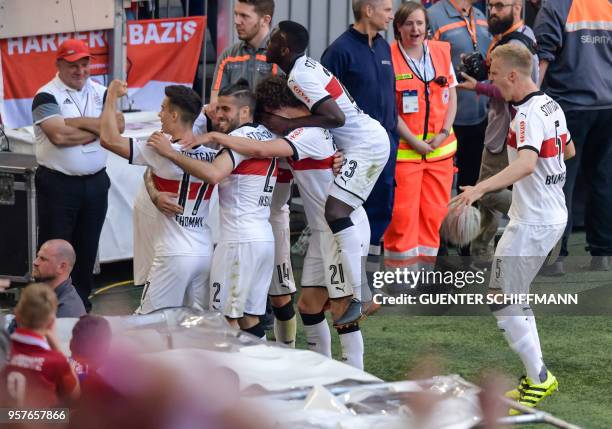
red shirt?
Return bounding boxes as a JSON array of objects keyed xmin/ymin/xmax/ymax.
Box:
[{"xmin": 1, "ymin": 328, "xmax": 77, "ymax": 407}]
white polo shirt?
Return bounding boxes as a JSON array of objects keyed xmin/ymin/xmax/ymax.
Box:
[{"xmin": 32, "ymin": 74, "xmax": 107, "ymax": 175}]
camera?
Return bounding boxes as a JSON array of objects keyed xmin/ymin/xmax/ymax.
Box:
[{"xmin": 456, "ymin": 52, "xmax": 488, "ymax": 82}]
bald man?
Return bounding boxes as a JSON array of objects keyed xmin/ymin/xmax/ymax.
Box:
[{"xmin": 32, "ymin": 239, "xmax": 86, "ymax": 317}]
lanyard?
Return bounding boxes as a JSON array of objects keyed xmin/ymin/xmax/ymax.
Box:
[
  {"xmin": 398, "ymin": 41, "xmax": 430, "ymax": 84},
  {"xmin": 66, "ymin": 89, "xmax": 89, "ymax": 118},
  {"xmin": 448, "ymin": 0, "xmax": 479, "ymax": 50},
  {"xmin": 486, "ymin": 20, "xmax": 525, "ymax": 65}
]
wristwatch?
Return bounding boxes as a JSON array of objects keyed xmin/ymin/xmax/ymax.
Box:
[{"xmin": 440, "ymin": 128, "xmax": 450, "ymax": 137}]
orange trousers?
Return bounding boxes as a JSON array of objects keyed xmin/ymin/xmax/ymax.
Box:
[{"xmin": 383, "ymin": 157, "xmax": 454, "ymax": 265}]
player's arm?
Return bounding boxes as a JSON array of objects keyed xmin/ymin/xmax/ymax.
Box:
[
  {"xmin": 261, "ymin": 99, "xmax": 345, "ymax": 134},
  {"xmin": 565, "ymin": 139, "xmax": 575, "ymax": 160},
  {"xmin": 208, "ymin": 132, "xmax": 294, "ymax": 158},
  {"xmin": 100, "ymin": 80, "xmax": 131, "ymax": 159},
  {"xmin": 148, "ymin": 133, "xmax": 234, "ymax": 185},
  {"xmin": 452, "ymin": 149, "xmax": 537, "ymax": 207}
]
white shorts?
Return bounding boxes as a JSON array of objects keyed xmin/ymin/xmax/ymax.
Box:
[
  {"xmin": 302, "ymin": 210, "xmax": 370, "ymax": 299},
  {"xmin": 489, "ymin": 221, "xmax": 565, "ymax": 294},
  {"xmin": 133, "ymin": 184, "xmax": 159, "ymax": 285},
  {"xmin": 210, "ymin": 241, "xmax": 274, "ymax": 318},
  {"xmin": 329, "ymin": 128, "xmax": 390, "ymax": 208},
  {"xmin": 136, "ymin": 253, "xmax": 212, "ymax": 314}
]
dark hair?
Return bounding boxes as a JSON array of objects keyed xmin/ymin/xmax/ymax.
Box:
[
  {"xmin": 218, "ymin": 78, "xmax": 257, "ymax": 113},
  {"xmin": 164, "ymin": 85, "xmax": 202, "ymax": 125},
  {"xmin": 277, "ymin": 20, "xmax": 309, "ymax": 54},
  {"xmin": 255, "ymin": 75, "xmax": 304, "ymax": 112},
  {"xmin": 70, "ymin": 315, "xmax": 112, "ymax": 358},
  {"xmin": 393, "ymin": 1, "xmax": 428, "ymax": 41},
  {"xmin": 237, "ymin": 0, "xmax": 275, "ymax": 18}
]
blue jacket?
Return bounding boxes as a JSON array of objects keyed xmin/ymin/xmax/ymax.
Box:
[
  {"xmin": 534, "ymin": 0, "xmax": 612, "ymax": 111},
  {"xmin": 321, "ymin": 26, "xmax": 398, "ymax": 141}
]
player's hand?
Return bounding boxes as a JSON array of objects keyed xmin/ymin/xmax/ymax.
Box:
[
  {"xmin": 457, "ymin": 72, "xmax": 478, "ymax": 91},
  {"xmin": 147, "ymin": 131, "xmax": 175, "ymax": 158},
  {"xmin": 332, "ymin": 150, "xmax": 344, "ymax": 176},
  {"xmin": 260, "ymin": 112, "xmax": 293, "ymax": 135},
  {"xmin": 108, "ymin": 79, "xmax": 128, "ymax": 97},
  {"xmin": 451, "ymin": 185, "xmax": 484, "ymax": 208},
  {"xmin": 154, "ymin": 192, "xmax": 183, "ymax": 216},
  {"xmin": 180, "ymin": 133, "xmax": 218, "ymax": 150},
  {"xmin": 425, "ymin": 133, "xmax": 447, "ymax": 149},
  {"xmin": 204, "ymin": 103, "xmax": 218, "ymax": 123}
]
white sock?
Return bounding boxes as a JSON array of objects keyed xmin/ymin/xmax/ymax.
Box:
[
  {"xmin": 494, "ymin": 305, "xmax": 545, "ymax": 382},
  {"xmin": 522, "ymin": 306, "xmax": 542, "ymax": 358},
  {"xmin": 337, "ymin": 326, "xmax": 364, "ymax": 370},
  {"xmin": 301, "ymin": 312, "xmax": 332, "ymax": 358},
  {"xmin": 274, "ymin": 315, "xmax": 297, "ymax": 348}
]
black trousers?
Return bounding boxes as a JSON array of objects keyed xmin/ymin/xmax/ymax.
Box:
[
  {"xmin": 560, "ymin": 108, "xmax": 612, "ymax": 257},
  {"xmin": 454, "ymin": 118, "xmax": 488, "ymax": 192},
  {"xmin": 35, "ymin": 166, "xmax": 110, "ymax": 310}
]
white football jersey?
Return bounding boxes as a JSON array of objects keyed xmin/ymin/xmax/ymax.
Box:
[
  {"xmin": 284, "ymin": 126, "xmax": 336, "ymax": 231},
  {"xmin": 288, "ymin": 55, "xmax": 386, "ymax": 151},
  {"xmin": 218, "ymin": 123, "xmax": 277, "ymax": 242},
  {"xmin": 507, "ymin": 92, "xmax": 569, "ymax": 225},
  {"xmin": 130, "ymin": 138, "xmax": 217, "ymax": 256}
]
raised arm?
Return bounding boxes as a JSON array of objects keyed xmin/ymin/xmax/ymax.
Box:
[{"xmin": 100, "ymin": 80, "xmax": 131, "ymax": 159}]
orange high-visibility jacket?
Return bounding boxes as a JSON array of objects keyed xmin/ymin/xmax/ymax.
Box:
[{"xmin": 391, "ymin": 40, "xmax": 457, "ymax": 162}]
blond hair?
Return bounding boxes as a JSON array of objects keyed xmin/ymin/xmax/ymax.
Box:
[
  {"xmin": 491, "ymin": 43, "xmax": 533, "ymax": 77},
  {"xmin": 16, "ymin": 283, "xmax": 57, "ymax": 330}
]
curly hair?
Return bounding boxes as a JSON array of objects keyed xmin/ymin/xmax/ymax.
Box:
[{"xmin": 254, "ymin": 75, "xmax": 304, "ymax": 113}]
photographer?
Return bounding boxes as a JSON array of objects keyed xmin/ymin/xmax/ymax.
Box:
[
  {"xmin": 428, "ymin": 0, "xmax": 491, "ymax": 197},
  {"xmin": 456, "ymin": 0, "xmax": 539, "ymax": 266}
]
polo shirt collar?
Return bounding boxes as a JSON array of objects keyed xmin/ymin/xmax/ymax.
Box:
[
  {"xmin": 11, "ymin": 328, "xmax": 51, "ymax": 350},
  {"xmin": 348, "ymin": 25, "xmax": 382, "ymax": 45},
  {"xmin": 53, "ymin": 73, "xmax": 88, "ymax": 94}
]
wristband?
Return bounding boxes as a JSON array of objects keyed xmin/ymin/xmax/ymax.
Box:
[{"xmin": 440, "ymin": 128, "xmax": 450, "ymax": 137}]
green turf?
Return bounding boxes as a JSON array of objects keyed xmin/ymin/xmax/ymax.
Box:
[{"xmin": 294, "ymin": 314, "xmax": 612, "ymax": 429}]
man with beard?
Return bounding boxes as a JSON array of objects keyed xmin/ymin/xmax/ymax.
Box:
[
  {"xmin": 148, "ymin": 80, "xmax": 277, "ymax": 339},
  {"xmin": 457, "ymin": 0, "xmax": 539, "ymax": 267},
  {"xmin": 211, "ymin": 0, "xmax": 278, "ymax": 103},
  {"xmin": 32, "ymin": 239, "xmax": 86, "ymax": 318}
]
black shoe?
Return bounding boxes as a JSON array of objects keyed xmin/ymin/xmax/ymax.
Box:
[{"xmin": 333, "ymin": 298, "xmax": 362, "ymax": 327}]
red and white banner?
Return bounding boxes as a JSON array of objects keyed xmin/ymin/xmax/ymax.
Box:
[{"xmin": 0, "ymin": 16, "xmax": 206, "ymax": 129}]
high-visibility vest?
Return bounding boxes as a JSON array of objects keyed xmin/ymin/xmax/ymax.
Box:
[{"xmin": 392, "ymin": 40, "xmax": 457, "ymax": 163}]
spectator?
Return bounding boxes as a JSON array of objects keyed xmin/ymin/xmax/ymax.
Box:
[
  {"xmin": 0, "ymin": 283, "xmax": 80, "ymax": 407},
  {"xmin": 321, "ymin": 0, "xmax": 397, "ymax": 304},
  {"xmin": 32, "ymin": 39, "xmax": 122, "ymax": 311},
  {"xmin": 383, "ymin": 2, "xmax": 458, "ymax": 270},
  {"xmin": 210, "ymin": 0, "xmax": 278, "ymax": 104},
  {"xmin": 457, "ymin": 0, "xmax": 539, "ymax": 265},
  {"xmin": 69, "ymin": 315, "xmax": 112, "ymax": 388},
  {"xmin": 428, "ymin": 0, "xmax": 492, "ymax": 196},
  {"xmin": 32, "ymin": 239, "xmax": 87, "ymax": 318},
  {"xmin": 535, "ymin": 0, "xmax": 612, "ymax": 274}
]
